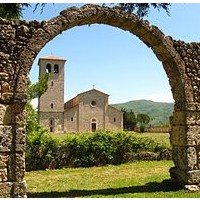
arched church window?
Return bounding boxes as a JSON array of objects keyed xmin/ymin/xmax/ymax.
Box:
[
  {"xmin": 46, "ymin": 64, "xmax": 51, "ymax": 73},
  {"xmin": 54, "ymin": 64, "xmax": 59, "ymax": 73}
]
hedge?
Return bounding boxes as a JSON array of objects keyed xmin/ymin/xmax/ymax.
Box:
[{"xmin": 26, "ymin": 130, "xmax": 171, "ymax": 171}]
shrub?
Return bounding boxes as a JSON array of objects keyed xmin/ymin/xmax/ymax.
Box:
[{"xmin": 26, "ymin": 130, "xmax": 171, "ymax": 171}]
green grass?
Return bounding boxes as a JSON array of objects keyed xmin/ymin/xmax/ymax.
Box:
[
  {"xmin": 134, "ymin": 132, "xmax": 171, "ymax": 148},
  {"xmin": 26, "ymin": 160, "xmax": 200, "ymax": 198}
]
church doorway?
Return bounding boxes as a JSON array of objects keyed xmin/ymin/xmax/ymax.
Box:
[{"xmin": 91, "ymin": 118, "xmax": 97, "ymax": 132}]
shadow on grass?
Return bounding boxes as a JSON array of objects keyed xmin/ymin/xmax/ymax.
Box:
[{"xmin": 27, "ymin": 179, "xmax": 182, "ymax": 198}]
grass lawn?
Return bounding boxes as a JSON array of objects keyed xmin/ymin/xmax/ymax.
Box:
[
  {"xmin": 135, "ymin": 132, "xmax": 171, "ymax": 148},
  {"xmin": 26, "ymin": 160, "xmax": 200, "ymax": 198}
]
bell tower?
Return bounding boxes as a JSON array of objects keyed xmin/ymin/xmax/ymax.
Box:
[{"xmin": 38, "ymin": 55, "xmax": 66, "ymax": 133}]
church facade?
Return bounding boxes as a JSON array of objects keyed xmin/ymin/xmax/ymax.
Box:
[{"xmin": 38, "ymin": 55, "xmax": 123, "ymax": 133}]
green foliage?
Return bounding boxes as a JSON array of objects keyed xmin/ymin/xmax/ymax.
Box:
[
  {"xmin": 26, "ymin": 131, "xmax": 171, "ymax": 171},
  {"xmin": 137, "ymin": 113, "xmax": 150, "ymax": 132},
  {"xmin": 26, "ymin": 130, "xmax": 59, "ymax": 170},
  {"xmin": 122, "ymin": 109, "xmax": 137, "ymax": 130},
  {"xmin": 118, "ymin": 3, "xmax": 171, "ymax": 18},
  {"xmin": 28, "ymin": 73, "xmax": 49, "ymax": 100},
  {"xmin": 0, "ymin": 3, "xmax": 30, "ymax": 19}
]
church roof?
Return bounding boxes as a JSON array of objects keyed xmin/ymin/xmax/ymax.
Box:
[
  {"xmin": 64, "ymin": 89, "xmax": 109, "ymax": 110},
  {"xmin": 39, "ymin": 55, "xmax": 66, "ymax": 61},
  {"xmin": 77, "ymin": 89, "xmax": 109, "ymax": 97}
]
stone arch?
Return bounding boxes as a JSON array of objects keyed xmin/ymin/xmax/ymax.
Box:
[{"xmin": 0, "ymin": 4, "xmax": 200, "ymax": 197}]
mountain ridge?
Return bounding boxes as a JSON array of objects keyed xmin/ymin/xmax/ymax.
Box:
[{"xmin": 111, "ymin": 99, "xmax": 174, "ymax": 127}]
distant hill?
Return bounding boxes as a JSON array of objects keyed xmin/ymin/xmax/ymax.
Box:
[{"xmin": 111, "ymin": 100, "xmax": 174, "ymax": 127}]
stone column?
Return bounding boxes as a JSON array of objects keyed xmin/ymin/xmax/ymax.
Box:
[
  {"xmin": 0, "ymin": 97, "xmax": 27, "ymax": 197},
  {"xmin": 170, "ymin": 106, "xmax": 200, "ymax": 190}
]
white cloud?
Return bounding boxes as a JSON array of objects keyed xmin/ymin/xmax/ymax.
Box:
[{"xmin": 145, "ymin": 93, "xmax": 174, "ymax": 103}]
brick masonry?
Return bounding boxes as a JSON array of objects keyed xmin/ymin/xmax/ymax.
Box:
[{"xmin": 0, "ymin": 4, "xmax": 200, "ymax": 196}]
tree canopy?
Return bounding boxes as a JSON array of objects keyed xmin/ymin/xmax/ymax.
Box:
[
  {"xmin": 119, "ymin": 3, "xmax": 171, "ymax": 18},
  {"xmin": 0, "ymin": 3, "xmax": 171, "ymax": 20}
]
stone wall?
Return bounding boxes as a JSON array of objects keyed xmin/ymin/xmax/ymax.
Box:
[
  {"xmin": 0, "ymin": 3, "xmax": 200, "ymax": 197},
  {"xmin": 106, "ymin": 106, "xmax": 123, "ymax": 131},
  {"xmin": 64, "ymin": 106, "xmax": 79, "ymax": 133}
]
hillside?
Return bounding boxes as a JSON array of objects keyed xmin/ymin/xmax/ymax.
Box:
[{"xmin": 111, "ymin": 100, "xmax": 174, "ymax": 127}]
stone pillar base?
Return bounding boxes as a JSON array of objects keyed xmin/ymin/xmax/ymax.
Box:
[
  {"xmin": 170, "ymin": 167, "xmax": 200, "ymax": 191},
  {"xmin": 0, "ymin": 181, "xmax": 26, "ymax": 198}
]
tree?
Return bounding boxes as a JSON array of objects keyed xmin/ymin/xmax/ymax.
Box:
[
  {"xmin": 137, "ymin": 113, "xmax": 150, "ymax": 132},
  {"xmin": 0, "ymin": 3, "xmax": 45, "ymax": 19},
  {"xmin": 122, "ymin": 108, "xmax": 137, "ymax": 131},
  {"xmin": 28, "ymin": 73, "xmax": 49, "ymax": 100},
  {"xmin": 118, "ymin": 3, "xmax": 171, "ymax": 18},
  {"xmin": 0, "ymin": 3, "xmax": 171, "ymax": 20},
  {"xmin": 0, "ymin": 3, "xmax": 30, "ymax": 19}
]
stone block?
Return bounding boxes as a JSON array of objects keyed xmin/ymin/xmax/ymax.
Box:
[
  {"xmin": 15, "ymin": 127, "xmax": 26, "ymax": 152},
  {"xmin": 172, "ymin": 111, "xmax": 186, "ymax": 126},
  {"xmin": 184, "ymin": 184, "xmax": 199, "ymax": 191},
  {"xmin": 15, "ymin": 152, "xmax": 25, "ymax": 182},
  {"xmin": 170, "ymin": 167, "xmax": 200, "ymax": 185},
  {"xmin": 0, "ymin": 182, "xmax": 12, "ymax": 198},
  {"xmin": 187, "ymin": 125, "xmax": 200, "ymax": 146},
  {"xmin": 11, "ymin": 103, "xmax": 26, "ymax": 127},
  {"xmin": 1, "ymin": 93, "xmax": 14, "ymax": 104},
  {"xmin": 172, "ymin": 146, "xmax": 197, "ymax": 171},
  {"xmin": 43, "ymin": 16, "xmax": 64, "ymax": 39},
  {"xmin": 0, "ymin": 154, "xmax": 8, "ymax": 168},
  {"xmin": 1, "ymin": 82, "xmax": 10, "ymax": 93},
  {"xmin": 0, "ymin": 104, "xmax": 12, "ymax": 125},
  {"xmin": 27, "ymin": 28, "xmax": 50, "ymax": 53},
  {"xmin": 12, "ymin": 181, "xmax": 27, "ymax": 198},
  {"xmin": 0, "ymin": 168, "xmax": 7, "ymax": 181},
  {"xmin": 187, "ymin": 170, "xmax": 200, "ymax": 184},
  {"xmin": 7, "ymin": 152, "xmax": 25, "ymax": 182},
  {"xmin": 170, "ymin": 125, "xmax": 187, "ymax": 146},
  {"xmin": 0, "ymin": 126, "xmax": 12, "ymax": 152},
  {"xmin": 189, "ymin": 112, "xmax": 200, "ymax": 126},
  {"xmin": 172, "ymin": 146, "xmax": 188, "ymax": 170},
  {"xmin": 187, "ymin": 147, "xmax": 198, "ymax": 170}
]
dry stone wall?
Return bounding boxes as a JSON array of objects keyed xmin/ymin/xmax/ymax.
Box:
[{"xmin": 0, "ymin": 4, "xmax": 200, "ymax": 197}]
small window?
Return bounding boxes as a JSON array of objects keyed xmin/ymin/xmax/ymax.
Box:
[
  {"xmin": 50, "ymin": 118, "xmax": 54, "ymax": 125},
  {"xmin": 114, "ymin": 118, "xmax": 116, "ymax": 122},
  {"xmin": 54, "ymin": 64, "xmax": 59, "ymax": 73},
  {"xmin": 46, "ymin": 64, "xmax": 51, "ymax": 73},
  {"xmin": 50, "ymin": 127, "xmax": 53, "ymax": 132},
  {"xmin": 51, "ymin": 103, "xmax": 53, "ymax": 109},
  {"xmin": 71, "ymin": 117, "xmax": 73, "ymax": 122}
]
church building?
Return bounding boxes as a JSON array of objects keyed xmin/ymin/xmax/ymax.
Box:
[{"xmin": 38, "ymin": 55, "xmax": 123, "ymax": 133}]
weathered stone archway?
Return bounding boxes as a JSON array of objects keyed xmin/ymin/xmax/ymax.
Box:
[{"xmin": 0, "ymin": 4, "xmax": 200, "ymax": 197}]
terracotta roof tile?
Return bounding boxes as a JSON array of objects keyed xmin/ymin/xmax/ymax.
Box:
[{"xmin": 40, "ymin": 55, "xmax": 66, "ymax": 61}]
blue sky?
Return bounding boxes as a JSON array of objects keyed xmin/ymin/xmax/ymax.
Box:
[{"xmin": 22, "ymin": 3, "xmax": 200, "ymax": 105}]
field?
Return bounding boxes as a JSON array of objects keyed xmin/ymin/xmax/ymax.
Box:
[{"xmin": 26, "ymin": 160, "xmax": 200, "ymax": 198}]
